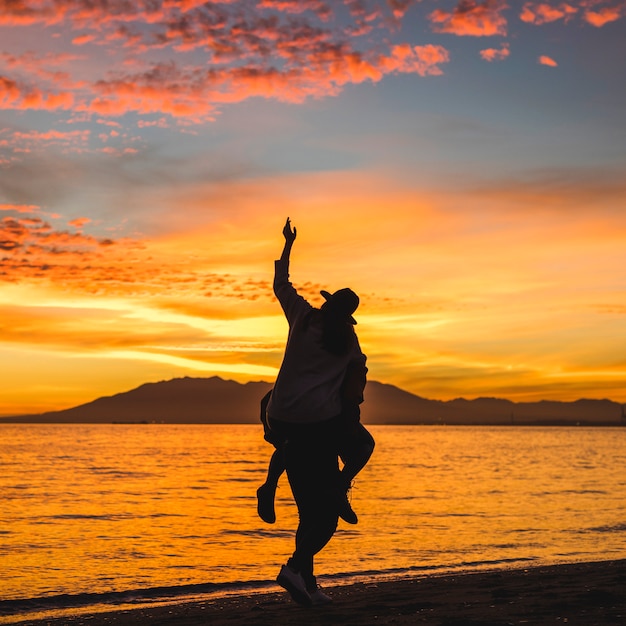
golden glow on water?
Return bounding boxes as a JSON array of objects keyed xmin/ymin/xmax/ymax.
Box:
[{"xmin": 2, "ymin": 425, "xmax": 626, "ymax": 602}]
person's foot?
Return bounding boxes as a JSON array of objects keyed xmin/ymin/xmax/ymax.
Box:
[
  {"xmin": 335, "ymin": 486, "xmax": 358, "ymax": 524},
  {"xmin": 308, "ymin": 585, "xmax": 332, "ymax": 605},
  {"xmin": 276, "ymin": 564, "xmax": 312, "ymax": 606},
  {"xmin": 256, "ymin": 483, "xmax": 276, "ymax": 524}
]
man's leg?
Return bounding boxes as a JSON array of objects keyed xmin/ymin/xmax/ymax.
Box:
[{"xmin": 283, "ymin": 429, "xmax": 339, "ymax": 590}]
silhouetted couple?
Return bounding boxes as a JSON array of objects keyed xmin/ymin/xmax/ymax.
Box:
[{"xmin": 257, "ymin": 218, "xmax": 375, "ymax": 606}]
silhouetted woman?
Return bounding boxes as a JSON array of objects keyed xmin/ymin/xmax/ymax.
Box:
[{"xmin": 266, "ymin": 218, "xmax": 372, "ymax": 606}]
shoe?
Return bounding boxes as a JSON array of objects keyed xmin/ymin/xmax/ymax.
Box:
[
  {"xmin": 335, "ymin": 487, "xmax": 358, "ymax": 524},
  {"xmin": 276, "ymin": 564, "xmax": 312, "ymax": 606},
  {"xmin": 256, "ymin": 483, "xmax": 276, "ymax": 524},
  {"xmin": 308, "ymin": 585, "xmax": 332, "ymax": 605}
]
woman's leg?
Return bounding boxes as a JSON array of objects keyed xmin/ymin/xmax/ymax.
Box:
[
  {"xmin": 338, "ymin": 423, "xmax": 375, "ymax": 487},
  {"xmin": 333, "ymin": 423, "xmax": 375, "ymax": 524},
  {"xmin": 265, "ymin": 447, "xmax": 285, "ymax": 487},
  {"xmin": 257, "ymin": 390, "xmax": 286, "ymax": 524},
  {"xmin": 257, "ymin": 448, "xmax": 285, "ymax": 524}
]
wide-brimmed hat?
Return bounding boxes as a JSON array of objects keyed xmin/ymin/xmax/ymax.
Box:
[{"xmin": 320, "ymin": 288, "xmax": 359, "ymax": 324}]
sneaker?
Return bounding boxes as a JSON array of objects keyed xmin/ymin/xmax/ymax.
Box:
[
  {"xmin": 335, "ymin": 487, "xmax": 358, "ymax": 524},
  {"xmin": 276, "ymin": 564, "xmax": 312, "ymax": 606},
  {"xmin": 308, "ymin": 585, "xmax": 332, "ymax": 606},
  {"xmin": 256, "ymin": 483, "xmax": 276, "ymax": 524}
]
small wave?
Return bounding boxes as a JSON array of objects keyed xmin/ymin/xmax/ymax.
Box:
[
  {"xmin": 531, "ymin": 489, "xmax": 607, "ymax": 496},
  {"xmin": 220, "ymin": 528, "xmax": 292, "ymax": 539},
  {"xmin": 32, "ymin": 512, "xmax": 184, "ymax": 524},
  {"xmin": 585, "ymin": 522, "xmax": 626, "ymax": 534},
  {"xmin": 0, "ymin": 579, "xmax": 273, "ymax": 619},
  {"xmin": 0, "ymin": 556, "xmax": 550, "ymax": 625},
  {"xmin": 87, "ymin": 468, "xmax": 158, "ymax": 479},
  {"xmin": 0, "ymin": 556, "xmax": 542, "ymax": 620},
  {"xmin": 46, "ymin": 513, "xmax": 136, "ymax": 522}
]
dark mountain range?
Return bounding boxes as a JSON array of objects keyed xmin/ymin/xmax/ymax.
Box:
[{"xmin": 2, "ymin": 376, "xmax": 624, "ymax": 425}]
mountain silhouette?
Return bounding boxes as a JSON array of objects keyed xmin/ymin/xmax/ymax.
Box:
[{"xmin": 2, "ymin": 376, "xmax": 624, "ymax": 425}]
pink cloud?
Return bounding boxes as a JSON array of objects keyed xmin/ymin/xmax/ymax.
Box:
[
  {"xmin": 429, "ymin": 0, "xmax": 508, "ymax": 36},
  {"xmin": 539, "ymin": 55, "xmax": 558, "ymax": 66},
  {"xmin": 13, "ymin": 129, "xmax": 89, "ymax": 142},
  {"xmin": 0, "ymin": 2, "xmax": 445, "ymax": 127},
  {"xmin": 0, "ymin": 0, "xmax": 67, "ymax": 25},
  {"xmin": 480, "ymin": 43, "xmax": 510, "ymax": 61},
  {"xmin": 520, "ymin": 2, "xmax": 578, "ymax": 24},
  {"xmin": 0, "ymin": 128, "xmax": 90, "ymax": 155},
  {"xmin": 137, "ymin": 118, "xmax": 170, "ymax": 128},
  {"xmin": 0, "ymin": 76, "xmax": 20, "ymax": 102},
  {"xmin": 345, "ymin": 0, "xmax": 381, "ymax": 23},
  {"xmin": 162, "ymin": 0, "xmax": 217, "ymax": 12},
  {"xmin": 7, "ymin": 0, "xmax": 611, "ymax": 129},
  {"xmin": 387, "ymin": 0, "xmax": 415, "ymax": 19}
]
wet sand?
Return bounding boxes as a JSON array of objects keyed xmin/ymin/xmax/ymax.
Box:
[{"xmin": 17, "ymin": 559, "xmax": 626, "ymax": 625}]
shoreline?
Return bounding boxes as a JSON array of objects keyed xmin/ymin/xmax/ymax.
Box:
[{"xmin": 6, "ymin": 559, "xmax": 625, "ymax": 625}]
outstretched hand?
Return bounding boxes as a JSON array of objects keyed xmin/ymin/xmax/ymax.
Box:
[{"xmin": 282, "ymin": 217, "xmax": 297, "ymax": 244}]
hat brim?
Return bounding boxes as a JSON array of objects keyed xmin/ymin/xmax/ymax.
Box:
[{"xmin": 320, "ymin": 290, "xmax": 357, "ymax": 324}]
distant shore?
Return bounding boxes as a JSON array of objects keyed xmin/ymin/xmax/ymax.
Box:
[
  {"xmin": 2, "ymin": 376, "xmax": 624, "ymax": 426},
  {"xmin": 13, "ymin": 559, "xmax": 626, "ymax": 626}
]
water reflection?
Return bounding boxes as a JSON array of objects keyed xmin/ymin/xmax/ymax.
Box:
[{"xmin": 2, "ymin": 424, "xmax": 626, "ymax": 601}]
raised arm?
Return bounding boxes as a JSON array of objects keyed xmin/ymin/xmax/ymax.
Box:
[
  {"xmin": 280, "ymin": 217, "xmax": 297, "ymax": 264},
  {"xmin": 274, "ymin": 217, "xmax": 310, "ymax": 322}
]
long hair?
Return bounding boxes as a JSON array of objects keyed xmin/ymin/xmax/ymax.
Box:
[{"xmin": 319, "ymin": 304, "xmax": 355, "ymax": 355}]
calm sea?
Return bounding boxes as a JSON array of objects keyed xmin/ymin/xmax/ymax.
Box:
[{"xmin": 2, "ymin": 424, "xmax": 626, "ymax": 620}]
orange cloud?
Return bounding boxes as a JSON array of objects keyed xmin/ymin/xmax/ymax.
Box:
[
  {"xmin": 86, "ymin": 40, "xmax": 449, "ymax": 120},
  {"xmin": 0, "ymin": 75, "xmax": 74, "ymax": 111},
  {"xmin": 71, "ymin": 33, "xmax": 96, "ymax": 45},
  {"xmin": 382, "ymin": 44, "xmax": 450, "ymax": 76},
  {"xmin": 0, "ymin": 211, "xmax": 132, "ymax": 288},
  {"xmin": 480, "ymin": 43, "xmax": 510, "ymax": 61},
  {"xmin": 584, "ymin": 4, "xmax": 624, "ymax": 26},
  {"xmin": 0, "ymin": 214, "xmax": 112, "ymax": 254},
  {"xmin": 0, "ymin": 203, "xmax": 40, "ymax": 213},
  {"xmin": 429, "ymin": 0, "xmax": 508, "ymax": 36},
  {"xmin": 68, "ymin": 217, "xmax": 91, "ymax": 229},
  {"xmin": 2, "ymin": 168, "xmax": 626, "ymax": 411},
  {"xmin": 258, "ymin": 0, "xmax": 333, "ymax": 20},
  {"xmin": 520, "ymin": 1, "xmax": 625, "ymax": 26},
  {"xmin": 520, "ymin": 2, "xmax": 578, "ymax": 24},
  {"xmin": 539, "ymin": 55, "xmax": 558, "ymax": 66},
  {"xmin": 0, "ymin": 201, "xmax": 279, "ymax": 304}
]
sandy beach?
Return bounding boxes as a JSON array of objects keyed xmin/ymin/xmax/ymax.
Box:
[{"xmin": 12, "ymin": 559, "xmax": 625, "ymax": 626}]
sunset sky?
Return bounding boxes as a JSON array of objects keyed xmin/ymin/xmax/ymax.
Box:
[{"xmin": 1, "ymin": 0, "xmax": 625, "ymax": 415}]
